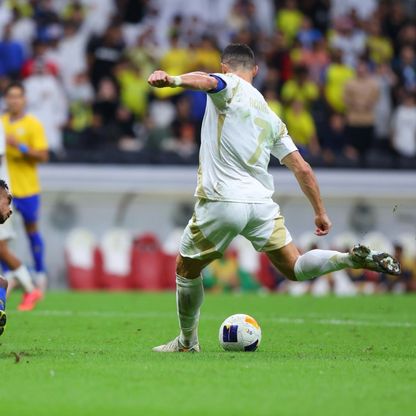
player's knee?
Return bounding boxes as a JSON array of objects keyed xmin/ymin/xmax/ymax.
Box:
[
  {"xmin": 176, "ymin": 255, "xmax": 204, "ymax": 279},
  {"xmin": 25, "ymin": 222, "xmax": 38, "ymax": 234},
  {"xmin": 0, "ymin": 276, "xmax": 8, "ymax": 289},
  {"xmin": 176, "ymin": 255, "xmax": 191, "ymax": 278}
]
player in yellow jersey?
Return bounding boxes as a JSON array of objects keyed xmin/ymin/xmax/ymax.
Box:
[
  {"xmin": 148, "ymin": 44, "xmax": 400, "ymax": 352},
  {"xmin": 1, "ymin": 82, "xmax": 49, "ymax": 299},
  {"xmin": 0, "ymin": 117, "xmax": 43, "ymax": 311}
]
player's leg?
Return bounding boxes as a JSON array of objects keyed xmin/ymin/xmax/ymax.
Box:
[
  {"xmin": 153, "ymin": 254, "xmax": 213, "ymax": 353},
  {"xmin": 246, "ymin": 202, "xmax": 400, "ymax": 282},
  {"xmin": 153, "ymin": 200, "xmax": 247, "ymax": 352},
  {"xmin": 0, "ymin": 240, "xmax": 43, "ymax": 310},
  {"xmin": 266, "ymin": 243, "xmax": 401, "ymax": 281},
  {"xmin": 24, "ymin": 221, "xmax": 47, "ymax": 289},
  {"xmin": 176, "ymin": 255, "xmax": 213, "ymax": 348},
  {"xmin": 0, "ymin": 275, "xmax": 7, "ymax": 336},
  {"xmin": 14, "ymin": 195, "xmax": 47, "ymax": 290}
]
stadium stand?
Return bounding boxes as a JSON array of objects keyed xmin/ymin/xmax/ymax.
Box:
[{"xmin": 0, "ymin": 0, "xmax": 415, "ymax": 168}]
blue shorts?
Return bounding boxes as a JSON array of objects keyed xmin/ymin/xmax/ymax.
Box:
[{"xmin": 13, "ymin": 194, "xmax": 41, "ymax": 224}]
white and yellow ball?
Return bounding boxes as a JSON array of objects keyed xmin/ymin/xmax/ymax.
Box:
[{"xmin": 219, "ymin": 314, "xmax": 261, "ymax": 352}]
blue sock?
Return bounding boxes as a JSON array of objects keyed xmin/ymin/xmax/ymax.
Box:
[
  {"xmin": 28, "ymin": 231, "xmax": 45, "ymax": 273},
  {"xmin": 0, "ymin": 260, "xmax": 10, "ymax": 273},
  {"xmin": 0, "ymin": 287, "xmax": 6, "ymax": 311}
]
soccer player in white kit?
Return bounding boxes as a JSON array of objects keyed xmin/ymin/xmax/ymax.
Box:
[{"xmin": 148, "ymin": 44, "xmax": 401, "ymax": 352}]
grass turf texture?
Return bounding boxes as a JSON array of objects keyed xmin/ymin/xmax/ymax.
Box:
[{"xmin": 1, "ymin": 292, "xmax": 415, "ymax": 416}]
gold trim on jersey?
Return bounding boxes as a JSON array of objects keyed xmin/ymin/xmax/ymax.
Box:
[
  {"xmin": 196, "ymin": 164, "xmax": 207, "ymax": 198},
  {"xmin": 217, "ymin": 113, "xmax": 226, "ymax": 158},
  {"xmin": 261, "ymin": 215, "xmax": 287, "ymax": 252},
  {"xmin": 189, "ymin": 213, "xmax": 221, "ymax": 260}
]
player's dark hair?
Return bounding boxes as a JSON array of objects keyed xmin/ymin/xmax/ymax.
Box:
[
  {"xmin": 4, "ymin": 81, "xmax": 25, "ymax": 95},
  {"xmin": 0, "ymin": 180, "xmax": 9, "ymax": 191},
  {"xmin": 221, "ymin": 44, "xmax": 256, "ymax": 70}
]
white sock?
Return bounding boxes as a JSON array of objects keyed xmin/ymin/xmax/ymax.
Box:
[
  {"xmin": 294, "ymin": 250, "xmax": 354, "ymax": 281},
  {"xmin": 176, "ymin": 274, "xmax": 204, "ymax": 347},
  {"xmin": 12, "ymin": 265, "xmax": 35, "ymax": 293}
]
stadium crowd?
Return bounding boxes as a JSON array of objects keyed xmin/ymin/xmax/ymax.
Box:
[{"xmin": 0, "ymin": 0, "xmax": 415, "ymax": 167}]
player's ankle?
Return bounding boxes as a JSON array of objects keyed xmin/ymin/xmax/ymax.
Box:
[{"xmin": 180, "ymin": 330, "xmax": 198, "ymax": 347}]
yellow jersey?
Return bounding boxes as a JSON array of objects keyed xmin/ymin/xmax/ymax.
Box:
[
  {"xmin": 1, "ymin": 113, "xmax": 48, "ymax": 197},
  {"xmin": 325, "ymin": 64, "xmax": 355, "ymax": 113},
  {"xmin": 285, "ymin": 107, "xmax": 316, "ymax": 146}
]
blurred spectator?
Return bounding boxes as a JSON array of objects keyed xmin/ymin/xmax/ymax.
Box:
[
  {"xmin": 82, "ymin": 0, "xmax": 115, "ymax": 37},
  {"xmin": 330, "ymin": 0, "xmax": 377, "ymax": 21},
  {"xmin": 87, "ymin": 22, "xmax": 125, "ymax": 89},
  {"xmin": 21, "ymin": 38, "xmax": 59, "ymax": 78},
  {"xmin": 393, "ymin": 45, "xmax": 416, "ymax": 97},
  {"xmin": 66, "ymin": 71, "xmax": 94, "ymax": 103},
  {"xmin": 284, "ymin": 99, "xmax": 320, "ymax": 157},
  {"xmin": 324, "ymin": 49, "xmax": 355, "ymax": 113},
  {"xmin": 264, "ymin": 88, "xmax": 283, "ymax": 118},
  {"xmin": 319, "ymin": 113, "xmax": 348, "ymax": 164},
  {"xmin": 383, "ymin": 2, "xmax": 409, "ymax": 54},
  {"xmin": 92, "ymin": 77, "xmax": 119, "ymax": 126},
  {"xmin": 155, "ymin": 33, "xmax": 192, "ymax": 99},
  {"xmin": 0, "ymin": 3, "xmax": 13, "ymax": 37},
  {"xmin": 127, "ymin": 27, "xmax": 159, "ymax": 79},
  {"xmin": 24, "ymin": 58, "xmax": 67, "ymax": 152},
  {"xmin": 281, "ymin": 64, "xmax": 319, "ymax": 108},
  {"xmin": 0, "ymin": 23, "xmax": 25, "ymax": 77},
  {"xmin": 114, "ymin": 57, "xmax": 149, "ymax": 119},
  {"xmin": 330, "ymin": 16, "xmax": 366, "ymax": 68},
  {"xmin": 297, "ymin": 16, "xmax": 322, "ymax": 49},
  {"xmin": 56, "ymin": 20, "xmax": 88, "ymax": 94},
  {"xmin": 9, "ymin": 6, "xmax": 36, "ymax": 55},
  {"xmin": 293, "ymin": 38, "xmax": 329, "ymax": 85},
  {"xmin": 118, "ymin": 0, "xmax": 148, "ymax": 25},
  {"xmin": 265, "ymin": 30, "xmax": 292, "ymax": 83},
  {"xmin": 193, "ymin": 35, "xmax": 221, "ymax": 73},
  {"xmin": 374, "ymin": 63, "xmax": 396, "ymax": 144},
  {"xmin": 276, "ymin": 0, "xmax": 304, "ymax": 45},
  {"xmin": 391, "ymin": 93, "xmax": 416, "ymax": 159},
  {"xmin": 299, "ymin": 0, "xmax": 330, "ymax": 34},
  {"xmin": 227, "ymin": 0, "xmax": 250, "ymax": 35},
  {"xmin": 344, "ymin": 59, "xmax": 380, "ymax": 165},
  {"xmin": 115, "ymin": 106, "xmax": 139, "ymax": 151},
  {"xmin": 367, "ymin": 18, "xmax": 393, "ymax": 65},
  {"xmin": 162, "ymin": 122, "xmax": 198, "ymax": 160}
]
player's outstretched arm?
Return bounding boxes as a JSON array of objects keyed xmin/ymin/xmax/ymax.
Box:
[
  {"xmin": 148, "ymin": 70, "xmax": 218, "ymax": 91},
  {"xmin": 282, "ymin": 151, "xmax": 332, "ymax": 236}
]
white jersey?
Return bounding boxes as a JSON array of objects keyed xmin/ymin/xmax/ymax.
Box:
[{"xmin": 196, "ymin": 73, "xmax": 297, "ymax": 203}]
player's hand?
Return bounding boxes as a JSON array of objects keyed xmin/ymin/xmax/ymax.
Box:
[
  {"xmin": 314, "ymin": 212, "xmax": 332, "ymax": 236},
  {"xmin": 148, "ymin": 70, "xmax": 174, "ymax": 88},
  {"xmin": 6, "ymin": 135, "xmax": 19, "ymax": 148}
]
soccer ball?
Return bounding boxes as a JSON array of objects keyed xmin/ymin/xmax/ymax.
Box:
[{"xmin": 219, "ymin": 314, "xmax": 261, "ymax": 352}]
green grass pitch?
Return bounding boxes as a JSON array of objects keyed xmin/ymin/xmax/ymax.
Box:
[{"xmin": 1, "ymin": 292, "xmax": 415, "ymax": 416}]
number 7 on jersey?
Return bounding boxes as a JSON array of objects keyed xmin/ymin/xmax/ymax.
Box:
[{"xmin": 247, "ymin": 118, "xmax": 272, "ymax": 165}]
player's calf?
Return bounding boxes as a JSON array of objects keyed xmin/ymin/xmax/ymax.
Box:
[{"xmin": 266, "ymin": 242, "xmax": 401, "ymax": 282}]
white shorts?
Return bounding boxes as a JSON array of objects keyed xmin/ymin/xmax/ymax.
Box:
[
  {"xmin": 180, "ymin": 199, "xmax": 292, "ymax": 261},
  {"xmin": 0, "ymin": 218, "xmax": 15, "ymax": 241}
]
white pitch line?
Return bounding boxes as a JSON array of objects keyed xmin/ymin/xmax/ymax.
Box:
[{"xmin": 7, "ymin": 310, "xmax": 416, "ymax": 329}]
